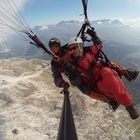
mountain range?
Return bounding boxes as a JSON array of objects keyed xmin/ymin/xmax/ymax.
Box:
[{"xmin": 0, "ymin": 19, "xmax": 140, "ymax": 59}]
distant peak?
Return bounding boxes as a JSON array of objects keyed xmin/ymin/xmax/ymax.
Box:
[
  {"xmin": 34, "ymin": 25, "xmax": 48, "ymax": 30},
  {"xmin": 93, "ymin": 19, "xmax": 122, "ymax": 25},
  {"xmin": 57, "ymin": 20, "xmax": 81, "ymax": 25}
]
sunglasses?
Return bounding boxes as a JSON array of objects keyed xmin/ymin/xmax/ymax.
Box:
[
  {"xmin": 69, "ymin": 46, "xmax": 78, "ymax": 51},
  {"xmin": 69, "ymin": 44, "xmax": 83, "ymax": 51},
  {"xmin": 49, "ymin": 44, "xmax": 60, "ymax": 48}
]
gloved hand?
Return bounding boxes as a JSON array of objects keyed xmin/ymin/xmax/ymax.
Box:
[
  {"xmin": 84, "ymin": 19, "xmax": 91, "ymax": 26},
  {"xmin": 54, "ymin": 56, "xmax": 61, "ymax": 63},
  {"xmin": 87, "ymin": 28, "xmax": 102, "ymax": 45},
  {"xmin": 60, "ymin": 82, "xmax": 70, "ymax": 95},
  {"xmin": 60, "ymin": 81, "xmax": 70, "ymax": 90},
  {"xmin": 87, "ymin": 28, "xmax": 96, "ymax": 37}
]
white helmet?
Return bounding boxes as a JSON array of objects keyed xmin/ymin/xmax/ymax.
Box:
[{"xmin": 68, "ymin": 37, "xmax": 83, "ymax": 46}]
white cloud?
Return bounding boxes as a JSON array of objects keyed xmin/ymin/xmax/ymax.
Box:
[{"xmin": 120, "ymin": 18, "xmax": 140, "ymax": 28}]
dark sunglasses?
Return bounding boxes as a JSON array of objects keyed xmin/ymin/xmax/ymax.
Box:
[
  {"xmin": 49, "ymin": 44, "xmax": 60, "ymax": 48},
  {"xmin": 69, "ymin": 46, "xmax": 78, "ymax": 51},
  {"xmin": 69, "ymin": 44, "xmax": 83, "ymax": 51}
]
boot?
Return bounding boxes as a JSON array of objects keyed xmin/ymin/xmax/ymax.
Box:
[
  {"xmin": 124, "ymin": 69, "xmax": 139, "ymax": 81},
  {"xmin": 126, "ymin": 104, "xmax": 139, "ymax": 119},
  {"xmin": 108, "ymin": 100, "xmax": 120, "ymax": 111}
]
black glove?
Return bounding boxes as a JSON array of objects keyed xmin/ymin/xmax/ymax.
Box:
[
  {"xmin": 60, "ymin": 81, "xmax": 70, "ymax": 90},
  {"xmin": 87, "ymin": 28, "xmax": 96, "ymax": 37},
  {"xmin": 87, "ymin": 28, "xmax": 102, "ymax": 45},
  {"xmin": 64, "ymin": 82, "xmax": 70, "ymax": 90},
  {"xmin": 60, "ymin": 82, "xmax": 70, "ymax": 95}
]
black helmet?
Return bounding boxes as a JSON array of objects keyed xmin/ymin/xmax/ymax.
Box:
[{"xmin": 48, "ymin": 38, "xmax": 60, "ymax": 47}]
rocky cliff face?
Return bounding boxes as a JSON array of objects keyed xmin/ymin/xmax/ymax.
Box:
[{"xmin": 0, "ymin": 58, "xmax": 140, "ymax": 140}]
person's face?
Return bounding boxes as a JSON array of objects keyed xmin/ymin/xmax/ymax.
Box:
[
  {"xmin": 68, "ymin": 43, "xmax": 84, "ymax": 57},
  {"xmin": 49, "ymin": 43, "xmax": 60, "ymax": 54}
]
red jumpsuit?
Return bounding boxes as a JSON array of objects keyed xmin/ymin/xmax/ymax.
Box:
[{"xmin": 65, "ymin": 44, "xmax": 133, "ymax": 107}]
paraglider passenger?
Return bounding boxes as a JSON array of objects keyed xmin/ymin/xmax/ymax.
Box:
[{"xmin": 65, "ymin": 34, "xmax": 139, "ymax": 119}]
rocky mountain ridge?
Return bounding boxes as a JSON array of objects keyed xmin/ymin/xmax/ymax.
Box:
[{"xmin": 0, "ymin": 58, "xmax": 140, "ymax": 140}]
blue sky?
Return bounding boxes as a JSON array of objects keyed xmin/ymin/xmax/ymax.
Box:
[
  {"xmin": 21, "ymin": 0, "xmax": 140, "ymax": 26},
  {"xmin": 22, "ymin": 0, "xmax": 84, "ymax": 25}
]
